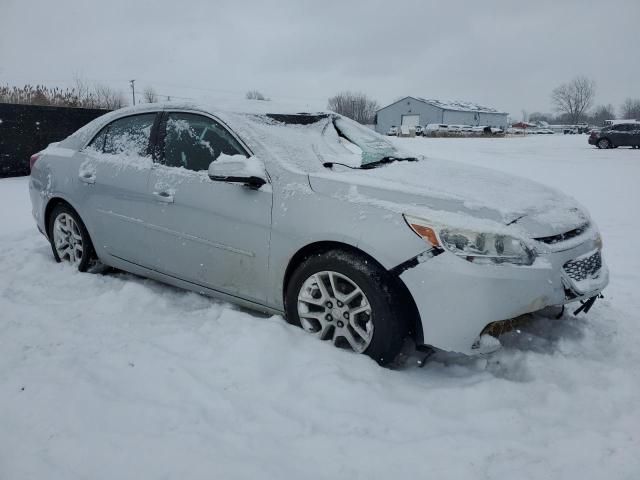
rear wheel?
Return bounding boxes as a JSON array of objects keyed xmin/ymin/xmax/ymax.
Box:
[
  {"xmin": 285, "ymin": 250, "xmax": 409, "ymax": 365},
  {"xmin": 48, "ymin": 204, "xmax": 96, "ymax": 272},
  {"xmin": 597, "ymin": 138, "xmax": 611, "ymax": 149}
]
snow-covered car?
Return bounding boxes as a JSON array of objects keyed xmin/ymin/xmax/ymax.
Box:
[
  {"xmin": 386, "ymin": 126, "xmax": 398, "ymax": 136},
  {"xmin": 28, "ymin": 102, "xmax": 609, "ymax": 365},
  {"xmin": 414, "ymin": 125, "xmax": 423, "ymax": 136},
  {"xmin": 424, "ymin": 124, "xmax": 449, "ymax": 135}
]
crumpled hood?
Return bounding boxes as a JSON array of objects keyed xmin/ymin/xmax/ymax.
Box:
[{"xmin": 309, "ymin": 157, "xmax": 589, "ymax": 238}]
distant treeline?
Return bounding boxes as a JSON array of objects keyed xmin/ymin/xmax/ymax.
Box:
[{"xmin": 0, "ymin": 81, "xmax": 125, "ymax": 110}]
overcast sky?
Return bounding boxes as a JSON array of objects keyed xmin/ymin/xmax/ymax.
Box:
[{"xmin": 1, "ymin": 0, "xmax": 638, "ymax": 117}]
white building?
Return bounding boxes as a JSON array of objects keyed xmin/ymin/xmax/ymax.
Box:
[{"xmin": 375, "ymin": 96, "xmax": 509, "ymax": 134}]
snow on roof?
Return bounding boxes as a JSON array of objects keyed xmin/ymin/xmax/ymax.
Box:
[
  {"xmin": 415, "ymin": 98, "xmax": 506, "ymax": 114},
  {"xmin": 377, "ymin": 96, "xmax": 507, "ymax": 114},
  {"xmin": 126, "ymin": 98, "xmax": 329, "ymax": 116},
  {"xmin": 61, "ymin": 99, "xmax": 331, "ymax": 150},
  {"xmin": 605, "ymin": 119, "xmax": 639, "ymax": 125}
]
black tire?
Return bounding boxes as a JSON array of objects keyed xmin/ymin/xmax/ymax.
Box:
[
  {"xmin": 47, "ymin": 203, "xmax": 97, "ymax": 272},
  {"xmin": 285, "ymin": 250, "xmax": 409, "ymax": 366},
  {"xmin": 597, "ymin": 138, "xmax": 611, "ymax": 149}
]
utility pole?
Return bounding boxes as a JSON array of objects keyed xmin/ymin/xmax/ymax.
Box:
[{"xmin": 129, "ymin": 79, "xmax": 136, "ymax": 106}]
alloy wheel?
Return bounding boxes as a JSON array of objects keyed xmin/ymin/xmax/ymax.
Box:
[
  {"xmin": 52, "ymin": 213, "xmax": 84, "ymax": 264},
  {"xmin": 297, "ymin": 270, "xmax": 374, "ymax": 353}
]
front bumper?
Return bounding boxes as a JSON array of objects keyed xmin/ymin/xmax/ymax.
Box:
[{"xmin": 399, "ymin": 236, "xmax": 608, "ymax": 355}]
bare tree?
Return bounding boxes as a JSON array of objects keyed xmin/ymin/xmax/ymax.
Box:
[
  {"xmin": 72, "ymin": 74, "xmax": 94, "ymax": 107},
  {"xmin": 589, "ymin": 104, "xmax": 616, "ymax": 126},
  {"xmin": 94, "ymin": 84, "xmax": 125, "ymax": 109},
  {"xmin": 551, "ymin": 76, "xmax": 596, "ymax": 124},
  {"xmin": 529, "ymin": 112, "xmax": 552, "ymax": 123},
  {"xmin": 143, "ymin": 86, "xmax": 158, "ymax": 103},
  {"xmin": 327, "ymin": 91, "xmax": 379, "ymax": 124},
  {"xmin": 620, "ymin": 98, "xmax": 640, "ymax": 120},
  {"xmin": 246, "ymin": 90, "xmax": 268, "ymax": 101}
]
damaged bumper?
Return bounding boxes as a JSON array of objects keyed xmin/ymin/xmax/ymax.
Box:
[{"xmin": 399, "ymin": 236, "xmax": 609, "ymax": 355}]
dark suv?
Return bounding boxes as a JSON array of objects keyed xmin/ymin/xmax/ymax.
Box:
[{"xmin": 589, "ymin": 123, "xmax": 640, "ymax": 149}]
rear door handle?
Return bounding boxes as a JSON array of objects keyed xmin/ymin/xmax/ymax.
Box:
[
  {"xmin": 153, "ymin": 191, "xmax": 174, "ymax": 203},
  {"xmin": 79, "ymin": 172, "xmax": 96, "ymax": 184}
]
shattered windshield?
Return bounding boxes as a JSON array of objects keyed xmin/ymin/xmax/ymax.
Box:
[
  {"xmin": 331, "ymin": 116, "xmax": 399, "ymax": 165},
  {"xmin": 233, "ymin": 112, "xmax": 417, "ymax": 172}
]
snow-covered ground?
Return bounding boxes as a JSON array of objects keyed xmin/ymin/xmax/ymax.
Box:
[{"xmin": 1, "ymin": 134, "xmax": 639, "ymax": 479}]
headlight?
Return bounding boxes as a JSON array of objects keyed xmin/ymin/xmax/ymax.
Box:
[{"xmin": 403, "ymin": 214, "xmax": 535, "ymax": 266}]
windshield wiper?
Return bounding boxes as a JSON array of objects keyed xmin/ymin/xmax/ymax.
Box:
[
  {"xmin": 359, "ymin": 156, "xmax": 418, "ymax": 169},
  {"xmin": 323, "ymin": 156, "xmax": 419, "ymax": 170}
]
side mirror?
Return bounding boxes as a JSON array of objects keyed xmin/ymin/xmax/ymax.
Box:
[{"xmin": 208, "ymin": 154, "xmax": 267, "ymax": 189}]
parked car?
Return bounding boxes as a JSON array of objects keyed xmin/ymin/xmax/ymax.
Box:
[
  {"xmin": 386, "ymin": 125, "xmax": 398, "ymax": 136},
  {"xmin": 535, "ymin": 129, "xmax": 555, "ymax": 135},
  {"xmin": 588, "ymin": 122, "xmax": 640, "ymax": 149},
  {"xmin": 424, "ymin": 124, "xmax": 448, "ymax": 133},
  {"xmin": 414, "ymin": 125, "xmax": 423, "ymax": 136},
  {"xmin": 29, "ymin": 102, "xmax": 609, "ymax": 365},
  {"xmin": 576, "ymin": 123, "xmax": 590, "ymax": 134}
]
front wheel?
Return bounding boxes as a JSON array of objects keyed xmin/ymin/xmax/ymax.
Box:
[
  {"xmin": 285, "ymin": 250, "xmax": 409, "ymax": 365},
  {"xmin": 48, "ymin": 203, "xmax": 97, "ymax": 272}
]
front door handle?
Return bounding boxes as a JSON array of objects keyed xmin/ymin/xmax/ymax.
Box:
[
  {"xmin": 79, "ymin": 172, "xmax": 96, "ymax": 184},
  {"xmin": 153, "ymin": 191, "xmax": 174, "ymax": 203}
]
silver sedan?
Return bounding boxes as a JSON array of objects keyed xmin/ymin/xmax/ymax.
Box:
[{"xmin": 29, "ymin": 102, "xmax": 608, "ymax": 365}]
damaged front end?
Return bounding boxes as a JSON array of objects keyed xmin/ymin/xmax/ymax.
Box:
[{"xmin": 391, "ymin": 215, "xmax": 609, "ymax": 356}]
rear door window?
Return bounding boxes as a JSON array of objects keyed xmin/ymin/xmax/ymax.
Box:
[
  {"xmin": 87, "ymin": 127, "xmax": 108, "ymax": 152},
  {"xmin": 103, "ymin": 114, "xmax": 156, "ymax": 156},
  {"xmin": 161, "ymin": 113, "xmax": 247, "ymax": 172},
  {"xmin": 87, "ymin": 114, "xmax": 156, "ymax": 157}
]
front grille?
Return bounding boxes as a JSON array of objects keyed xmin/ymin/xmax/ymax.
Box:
[
  {"xmin": 535, "ymin": 223, "xmax": 589, "ymax": 245},
  {"xmin": 564, "ymin": 251, "xmax": 602, "ymax": 281}
]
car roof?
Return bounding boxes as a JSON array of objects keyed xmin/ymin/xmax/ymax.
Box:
[{"xmin": 60, "ymin": 100, "xmax": 332, "ymax": 150}]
